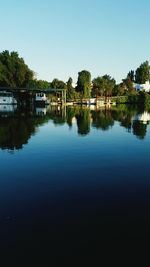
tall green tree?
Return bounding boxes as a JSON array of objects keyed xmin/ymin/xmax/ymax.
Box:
[
  {"xmin": 66, "ymin": 77, "xmax": 75, "ymax": 100},
  {"xmin": 135, "ymin": 61, "xmax": 150, "ymax": 84},
  {"xmin": 122, "ymin": 77, "xmax": 135, "ymax": 92},
  {"xmin": 36, "ymin": 80, "xmax": 50, "ymax": 89},
  {"xmin": 112, "ymin": 83, "xmax": 127, "ymax": 96},
  {"xmin": 51, "ymin": 78, "xmax": 66, "ymax": 89},
  {"xmin": 92, "ymin": 76, "xmax": 104, "ymax": 97},
  {"xmin": 76, "ymin": 70, "xmax": 91, "ymax": 98},
  {"xmin": 127, "ymin": 70, "xmax": 135, "ymax": 82},
  {"xmin": 0, "ymin": 50, "xmax": 34, "ymax": 88},
  {"xmin": 92, "ymin": 75, "xmax": 116, "ymax": 97},
  {"xmin": 28, "ymin": 79, "xmax": 51, "ymax": 89}
]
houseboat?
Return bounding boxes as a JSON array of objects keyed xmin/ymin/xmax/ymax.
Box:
[
  {"xmin": 35, "ymin": 93, "xmax": 50, "ymax": 106},
  {"xmin": 0, "ymin": 91, "xmax": 17, "ymax": 105}
]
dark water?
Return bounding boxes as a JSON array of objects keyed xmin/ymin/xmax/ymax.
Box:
[{"xmin": 0, "ymin": 104, "xmax": 150, "ymax": 264}]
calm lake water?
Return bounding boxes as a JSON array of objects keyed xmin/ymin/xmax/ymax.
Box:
[{"xmin": 0, "ymin": 104, "xmax": 150, "ymax": 263}]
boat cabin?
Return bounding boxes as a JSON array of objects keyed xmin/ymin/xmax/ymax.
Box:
[
  {"xmin": 35, "ymin": 93, "xmax": 49, "ymax": 105},
  {"xmin": 0, "ymin": 91, "xmax": 17, "ymax": 105}
]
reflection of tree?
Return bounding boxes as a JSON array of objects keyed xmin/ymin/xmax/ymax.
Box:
[
  {"xmin": 115, "ymin": 111, "xmax": 132, "ymax": 131},
  {"xmin": 0, "ymin": 104, "xmax": 149, "ymax": 151},
  {"xmin": 112, "ymin": 105, "xmax": 137, "ymax": 132},
  {"xmin": 52, "ymin": 117, "xmax": 66, "ymax": 125},
  {"xmin": 75, "ymin": 109, "xmax": 90, "ymax": 135},
  {"xmin": 112, "ymin": 105, "xmax": 148, "ymax": 139},
  {"xmin": 120, "ymin": 118, "xmax": 132, "ymax": 131},
  {"xmin": 48, "ymin": 107, "xmax": 66, "ymax": 125},
  {"xmin": 0, "ymin": 114, "xmax": 50, "ymax": 150},
  {"xmin": 132, "ymin": 121, "xmax": 147, "ymax": 140},
  {"xmin": 91, "ymin": 109, "xmax": 114, "ymax": 130},
  {"xmin": 66, "ymin": 107, "xmax": 76, "ymax": 128}
]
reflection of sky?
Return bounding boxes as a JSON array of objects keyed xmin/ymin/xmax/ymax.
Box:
[
  {"xmin": 0, "ymin": 109, "xmax": 150, "ymax": 247},
  {"xmin": 0, "ymin": 117, "xmax": 150, "ymax": 197}
]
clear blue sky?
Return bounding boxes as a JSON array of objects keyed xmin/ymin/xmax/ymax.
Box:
[{"xmin": 0, "ymin": 0, "xmax": 150, "ymax": 83}]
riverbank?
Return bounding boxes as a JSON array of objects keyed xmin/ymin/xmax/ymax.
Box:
[{"xmin": 113, "ymin": 91, "xmax": 150, "ymax": 105}]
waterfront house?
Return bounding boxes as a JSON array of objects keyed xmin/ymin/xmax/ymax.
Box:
[{"xmin": 135, "ymin": 81, "xmax": 150, "ymax": 92}]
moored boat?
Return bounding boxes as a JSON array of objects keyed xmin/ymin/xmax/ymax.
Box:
[
  {"xmin": 35, "ymin": 92, "xmax": 50, "ymax": 106},
  {"xmin": 0, "ymin": 91, "xmax": 17, "ymax": 105}
]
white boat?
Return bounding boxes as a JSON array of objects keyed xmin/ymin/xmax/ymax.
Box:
[
  {"xmin": 0, "ymin": 91, "xmax": 17, "ymax": 105},
  {"xmin": 35, "ymin": 93, "xmax": 50, "ymax": 105}
]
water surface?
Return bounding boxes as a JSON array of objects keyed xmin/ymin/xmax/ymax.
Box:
[{"xmin": 0, "ymin": 104, "xmax": 150, "ymax": 263}]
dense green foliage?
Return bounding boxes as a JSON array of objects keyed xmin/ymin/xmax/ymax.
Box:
[
  {"xmin": 122, "ymin": 77, "xmax": 134, "ymax": 92},
  {"xmin": 0, "ymin": 50, "xmax": 34, "ymax": 88},
  {"xmin": 112, "ymin": 83, "xmax": 127, "ymax": 96},
  {"xmin": 92, "ymin": 75, "xmax": 116, "ymax": 97},
  {"xmin": 29, "ymin": 79, "xmax": 51, "ymax": 89},
  {"xmin": 135, "ymin": 61, "xmax": 150, "ymax": 84},
  {"xmin": 114, "ymin": 91, "xmax": 150, "ymax": 105},
  {"xmin": 66, "ymin": 77, "xmax": 75, "ymax": 100},
  {"xmin": 127, "ymin": 70, "xmax": 135, "ymax": 82},
  {"xmin": 51, "ymin": 78, "xmax": 66, "ymax": 89},
  {"xmin": 126, "ymin": 62, "xmax": 150, "ymax": 84},
  {"xmin": 76, "ymin": 70, "xmax": 91, "ymax": 98}
]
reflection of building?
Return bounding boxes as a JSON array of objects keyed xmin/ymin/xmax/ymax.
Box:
[
  {"xmin": 36, "ymin": 107, "xmax": 47, "ymax": 116},
  {"xmin": 0, "ymin": 104, "xmax": 17, "ymax": 112},
  {"xmin": 96, "ymin": 99, "xmax": 105, "ymax": 107},
  {"xmin": 87, "ymin": 98, "xmax": 96, "ymax": 105},
  {"xmin": 137, "ymin": 112, "xmax": 150, "ymax": 124},
  {"xmin": 89, "ymin": 105, "xmax": 96, "ymax": 111},
  {"xmin": 135, "ymin": 81, "xmax": 150, "ymax": 92},
  {"xmin": 0, "ymin": 91, "xmax": 17, "ymax": 104},
  {"xmin": 0, "ymin": 104, "xmax": 17, "ymax": 117},
  {"xmin": 72, "ymin": 117, "xmax": 76, "ymax": 124},
  {"xmin": 132, "ymin": 112, "xmax": 150, "ymax": 124}
]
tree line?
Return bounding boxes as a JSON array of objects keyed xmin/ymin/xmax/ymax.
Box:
[{"xmin": 0, "ymin": 50, "xmax": 150, "ymax": 100}]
